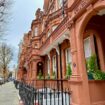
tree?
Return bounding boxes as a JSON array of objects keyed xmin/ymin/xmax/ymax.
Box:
[
  {"xmin": 8, "ymin": 71, "xmax": 12, "ymax": 78},
  {"xmin": 0, "ymin": 43, "xmax": 13, "ymax": 80},
  {"xmin": 0, "ymin": 0, "xmax": 12, "ymax": 38}
]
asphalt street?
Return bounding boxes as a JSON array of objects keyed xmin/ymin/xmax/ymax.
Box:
[{"xmin": 0, "ymin": 82, "xmax": 19, "ymax": 105}]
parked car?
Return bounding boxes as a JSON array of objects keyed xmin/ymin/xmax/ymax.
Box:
[{"xmin": 0, "ymin": 77, "xmax": 4, "ymax": 85}]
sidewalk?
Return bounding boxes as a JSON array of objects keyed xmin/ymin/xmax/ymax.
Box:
[{"xmin": 0, "ymin": 82, "xmax": 19, "ymax": 105}]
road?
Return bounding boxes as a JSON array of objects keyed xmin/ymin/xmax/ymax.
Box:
[{"xmin": 0, "ymin": 82, "xmax": 19, "ymax": 105}]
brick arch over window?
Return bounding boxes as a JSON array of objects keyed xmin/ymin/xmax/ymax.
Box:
[
  {"xmin": 76, "ymin": 1, "xmax": 105, "ymax": 75},
  {"xmin": 75, "ymin": 1, "xmax": 105, "ymax": 71},
  {"xmin": 77, "ymin": 1, "xmax": 105, "ymax": 39},
  {"xmin": 83, "ymin": 29, "xmax": 105, "ymax": 71}
]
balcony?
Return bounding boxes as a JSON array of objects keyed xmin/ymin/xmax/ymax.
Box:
[
  {"xmin": 46, "ymin": 0, "xmax": 68, "ymax": 23},
  {"xmin": 40, "ymin": 17, "xmax": 69, "ymax": 55}
]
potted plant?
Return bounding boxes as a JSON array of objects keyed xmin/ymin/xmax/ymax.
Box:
[
  {"xmin": 93, "ymin": 70, "xmax": 105, "ymax": 80},
  {"xmin": 45, "ymin": 73, "xmax": 50, "ymax": 79},
  {"xmin": 86, "ymin": 54, "xmax": 98, "ymax": 80},
  {"xmin": 37, "ymin": 70, "xmax": 44, "ymax": 80},
  {"xmin": 86, "ymin": 54, "xmax": 105, "ymax": 80},
  {"xmin": 65, "ymin": 63, "xmax": 72, "ymax": 79},
  {"xmin": 51, "ymin": 71, "xmax": 56, "ymax": 79}
]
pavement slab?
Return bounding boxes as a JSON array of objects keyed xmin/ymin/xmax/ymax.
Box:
[{"xmin": 0, "ymin": 82, "xmax": 19, "ymax": 105}]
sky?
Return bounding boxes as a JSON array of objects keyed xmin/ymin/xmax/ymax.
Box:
[{"xmin": 5, "ymin": 0, "xmax": 44, "ymax": 69}]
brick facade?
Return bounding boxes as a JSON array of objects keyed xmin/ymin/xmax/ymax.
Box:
[{"xmin": 17, "ymin": 0, "xmax": 105, "ymax": 105}]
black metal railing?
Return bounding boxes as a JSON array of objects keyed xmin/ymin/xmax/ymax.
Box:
[{"xmin": 14, "ymin": 80, "xmax": 71, "ymax": 105}]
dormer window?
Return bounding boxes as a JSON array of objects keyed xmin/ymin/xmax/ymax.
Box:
[{"xmin": 34, "ymin": 27, "xmax": 38, "ymax": 36}]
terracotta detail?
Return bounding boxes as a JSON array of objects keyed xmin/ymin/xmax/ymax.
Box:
[{"xmin": 17, "ymin": 0, "xmax": 105, "ymax": 105}]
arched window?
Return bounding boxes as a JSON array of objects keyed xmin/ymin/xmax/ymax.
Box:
[
  {"xmin": 65, "ymin": 48, "xmax": 72, "ymax": 67},
  {"xmin": 52, "ymin": 55, "xmax": 57, "ymax": 73},
  {"xmin": 84, "ymin": 37, "xmax": 92, "ymax": 59}
]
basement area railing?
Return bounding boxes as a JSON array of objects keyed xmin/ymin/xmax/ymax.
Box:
[{"xmin": 14, "ymin": 79, "xmax": 71, "ymax": 105}]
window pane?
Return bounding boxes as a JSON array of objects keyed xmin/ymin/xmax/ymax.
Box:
[
  {"xmin": 65, "ymin": 48, "xmax": 71, "ymax": 65},
  {"xmin": 52, "ymin": 55, "xmax": 56, "ymax": 72},
  {"xmin": 84, "ymin": 37, "xmax": 91, "ymax": 58},
  {"xmin": 47, "ymin": 59, "xmax": 50, "ymax": 74}
]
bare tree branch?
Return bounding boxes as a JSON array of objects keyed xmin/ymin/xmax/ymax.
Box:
[
  {"xmin": 0, "ymin": 42, "xmax": 13, "ymax": 79},
  {"xmin": 0, "ymin": 0, "xmax": 13, "ymax": 39}
]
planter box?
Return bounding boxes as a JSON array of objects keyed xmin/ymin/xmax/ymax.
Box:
[{"xmin": 89, "ymin": 80, "xmax": 105, "ymax": 104}]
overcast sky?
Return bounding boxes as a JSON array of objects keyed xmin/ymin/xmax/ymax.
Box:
[{"xmin": 5, "ymin": 0, "xmax": 44, "ymax": 69}]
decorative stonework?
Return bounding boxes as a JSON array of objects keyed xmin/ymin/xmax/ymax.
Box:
[
  {"xmin": 66, "ymin": 20, "xmax": 74, "ymax": 30},
  {"xmin": 54, "ymin": 45, "xmax": 60, "ymax": 55},
  {"xmin": 74, "ymin": 0, "xmax": 90, "ymax": 15}
]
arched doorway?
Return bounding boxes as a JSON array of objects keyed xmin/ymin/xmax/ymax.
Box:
[
  {"xmin": 37, "ymin": 62, "xmax": 43, "ymax": 77},
  {"xmin": 75, "ymin": 3, "xmax": 105, "ymax": 104},
  {"xmin": 83, "ymin": 14, "xmax": 105, "ymax": 72},
  {"xmin": 77, "ymin": 7, "xmax": 105, "ymax": 77}
]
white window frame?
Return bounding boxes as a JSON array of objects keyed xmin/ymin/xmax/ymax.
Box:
[
  {"xmin": 47, "ymin": 59, "xmax": 50, "ymax": 74},
  {"xmin": 84, "ymin": 37, "xmax": 92, "ymax": 59},
  {"xmin": 52, "ymin": 55, "xmax": 56, "ymax": 72},
  {"xmin": 65, "ymin": 48, "xmax": 72, "ymax": 67}
]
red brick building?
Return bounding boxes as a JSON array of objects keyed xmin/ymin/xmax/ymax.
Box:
[{"xmin": 17, "ymin": 0, "xmax": 105, "ymax": 105}]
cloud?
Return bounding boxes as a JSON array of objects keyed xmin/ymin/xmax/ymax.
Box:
[{"xmin": 4, "ymin": 0, "xmax": 44, "ymax": 70}]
